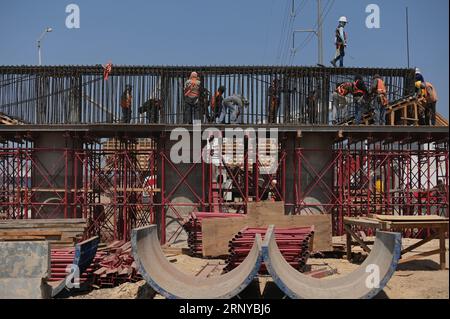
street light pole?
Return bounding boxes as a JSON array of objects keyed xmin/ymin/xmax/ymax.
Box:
[{"xmin": 37, "ymin": 27, "xmax": 53, "ymax": 66}]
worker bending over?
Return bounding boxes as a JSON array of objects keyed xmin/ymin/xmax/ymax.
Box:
[
  {"xmin": 219, "ymin": 94, "xmax": 249, "ymax": 124},
  {"xmin": 331, "ymin": 16, "xmax": 348, "ymax": 67},
  {"xmin": 184, "ymin": 72, "xmax": 201, "ymax": 124},
  {"xmin": 352, "ymin": 75, "xmax": 369, "ymax": 125},
  {"xmin": 416, "ymin": 81, "xmax": 438, "ymax": 126},
  {"xmin": 332, "ymin": 81, "xmax": 353, "ymax": 124},
  {"xmin": 370, "ymin": 74, "xmax": 388, "ymax": 125}
]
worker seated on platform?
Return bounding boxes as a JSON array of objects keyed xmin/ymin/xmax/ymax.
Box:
[
  {"xmin": 352, "ymin": 75, "xmax": 369, "ymax": 125},
  {"xmin": 218, "ymin": 94, "xmax": 249, "ymax": 124},
  {"xmin": 369, "ymin": 74, "xmax": 389, "ymax": 125},
  {"xmin": 331, "ymin": 81, "xmax": 353, "ymax": 124}
]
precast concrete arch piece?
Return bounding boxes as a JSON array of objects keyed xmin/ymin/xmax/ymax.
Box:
[
  {"xmin": 50, "ymin": 236, "xmax": 100, "ymax": 297},
  {"xmin": 262, "ymin": 225, "xmax": 401, "ymax": 299},
  {"xmin": 132, "ymin": 225, "xmax": 262, "ymax": 299}
]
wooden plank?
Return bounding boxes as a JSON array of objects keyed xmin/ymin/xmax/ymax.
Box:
[
  {"xmin": 369, "ymin": 214, "xmax": 448, "ymax": 222},
  {"xmin": 400, "ymin": 232, "xmax": 440, "ymax": 255},
  {"xmin": 344, "ymin": 217, "xmax": 381, "ymax": 228},
  {"xmin": 0, "ymin": 230, "xmax": 62, "ymax": 236},
  {"xmin": 439, "ymin": 226, "xmax": 447, "ymax": 270},
  {"xmin": 344, "ymin": 224, "xmax": 372, "ymax": 254},
  {"xmin": 398, "ymin": 249, "xmax": 441, "ymax": 264},
  {"xmin": 201, "ymin": 201, "xmax": 332, "ymax": 257},
  {"xmin": 0, "ymin": 236, "xmax": 48, "ymax": 241}
]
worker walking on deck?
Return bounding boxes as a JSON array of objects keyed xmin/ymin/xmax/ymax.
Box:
[
  {"xmin": 184, "ymin": 72, "xmax": 201, "ymax": 124},
  {"xmin": 120, "ymin": 85, "xmax": 133, "ymax": 123},
  {"xmin": 352, "ymin": 75, "xmax": 369, "ymax": 125},
  {"xmin": 331, "ymin": 16, "xmax": 348, "ymax": 67},
  {"xmin": 331, "ymin": 81, "xmax": 353, "ymax": 124},
  {"xmin": 370, "ymin": 74, "xmax": 389, "ymax": 125}
]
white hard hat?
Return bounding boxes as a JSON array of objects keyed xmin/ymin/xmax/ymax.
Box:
[
  {"xmin": 339, "ymin": 16, "xmax": 348, "ymax": 23},
  {"xmin": 415, "ymin": 68, "xmax": 421, "ymax": 74}
]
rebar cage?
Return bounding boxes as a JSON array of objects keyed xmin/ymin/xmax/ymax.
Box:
[{"xmin": 0, "ymin": 66, "xmax": 415, "ymax": 125}]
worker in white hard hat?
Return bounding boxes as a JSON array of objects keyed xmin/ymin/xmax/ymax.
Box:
[
  {"xmin": 331, "ymin": 16, "xmax": 348, "ymax": 67},
  {"xmin": 415, "ymin": 68, "xmax": 425, "ymax": 82}
]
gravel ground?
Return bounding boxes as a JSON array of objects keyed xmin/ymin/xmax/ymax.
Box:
[{"xmin": 70, "ymin": 238, "xmax": 449, "ymax": 299}]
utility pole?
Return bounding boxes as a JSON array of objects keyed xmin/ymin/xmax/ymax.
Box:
[
  {"xmin": 406, "ymin": 7, "xmax": 410, "ymax": 68},
  {"xmin": 292, "ymin": 0, "xmax": 324, "ymax": 65}
]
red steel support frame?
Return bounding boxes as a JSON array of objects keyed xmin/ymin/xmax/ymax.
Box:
[{"xmin": 0, "ymin": 137, "xmax": 448, "ymax": 241}]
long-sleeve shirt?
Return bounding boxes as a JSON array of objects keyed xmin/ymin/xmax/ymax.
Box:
[{"xmin": 223, "ymin": 95, "xmax": 244, "ymax": 107}]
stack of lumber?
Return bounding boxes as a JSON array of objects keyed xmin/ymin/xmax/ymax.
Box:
[
  {"xmin": 91, "ymin": 241, "xmax": 142, "ymax": 288},
  {"xmin": 200, "ymin": 201, "xmax": 332, "ymax": 257},
  {"xmin": 224, "ymin": 226, "xmax": 314, "ymax": 273},
  {"xmin": 183, "ymin": 212, "xmax": 245, "ymax": 256},
  {"xmin": 0, "ymin": 219, "xmax": 87, "ymax": 246}
]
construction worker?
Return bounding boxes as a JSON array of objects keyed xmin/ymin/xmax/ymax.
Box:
[
  {"xmin": 268, "ymin": 78, "xmax": 281, "ymax": 123},
  {"xmin": 331, "ymin": 16, "xmax": 348, "ymax": 67},
  {"xmin": 120, "ymin": 85, "xmax": 132, "ymax": 123},
  {"xmin": 352, "ymin": 75, "xmax": 369, "ymax": 125},
  {"xmin": 219, "ymin": 94, "xmax": 249, "ymax": 124},
  {"xmin": 415, "ymin": 68, "xmax": 425, "ymax": 83},
  {"xmin": 139, "ymin": 86, "xmax": 161, "ymax": 123},
  {"xmin": 370, "ymin": 74, "xmax": 389, "ymax": 125},
  {"xmin": 184, "ymin": 71, "xmax": 201, "ymax": 124},
  {"xmin": 211, "ymin": 85, "xmax": 226, "ymax": 123},
  {"xmin": 331, "ymin": 81, "xmax": 353, "ymax": 124},
  {"xmin": 419, "ymin": 81, "xmax": 438, "ymax": 125}
]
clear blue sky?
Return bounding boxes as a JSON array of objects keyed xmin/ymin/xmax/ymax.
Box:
[{"xmin": 0, "ymin": 0, "xmax": 448, "ymax": 118}]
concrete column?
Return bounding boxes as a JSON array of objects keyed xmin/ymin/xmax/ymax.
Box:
[
  {"xmin": 157, "ymin": 131, "xmax": 204, "ymax": 246},
  {"xmin": 284, "ymin": 132, "xmax": 334, "ymax": 215},
  {"xmin": 31, "ymin": 133, "xmax": 82, "ymax": 219}
]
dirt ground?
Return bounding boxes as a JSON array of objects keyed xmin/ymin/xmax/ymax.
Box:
[{"xmin": 71, "ymin": 238, "xmax": 449, "ymax": 299}]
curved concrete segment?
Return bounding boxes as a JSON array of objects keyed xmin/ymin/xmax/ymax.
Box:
[
  {"xmin": 51, "ymin": 236, "xmax": 100, "ymax": 297},
  {"xmin": 262, "ymin": 225, "xmax": 401, "ymax": 299},
  {"xmin": 0, "ymin": 241, "xmax": 52, "ymax": 299},
  {"xmin": 132, "ymin": 225, "xmax": 262, "ymax": 299}
]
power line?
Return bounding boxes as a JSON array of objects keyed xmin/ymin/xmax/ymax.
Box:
[
  {"xmin": 293, "ymin": 0, "xmax": 334, "ymax": 64},
  {"xmin": 276, "ymin": 1, "xmax": 291, "ymax": 63}
]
